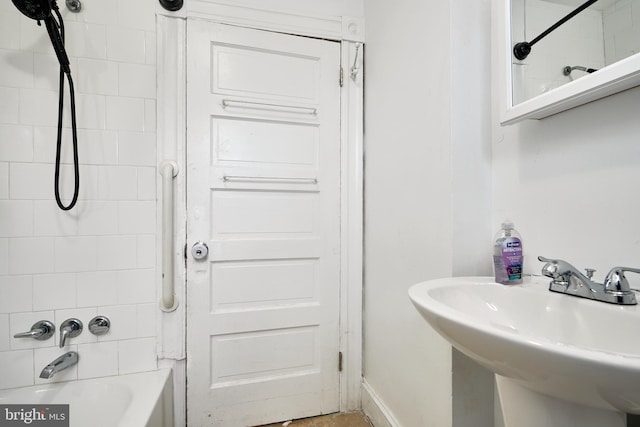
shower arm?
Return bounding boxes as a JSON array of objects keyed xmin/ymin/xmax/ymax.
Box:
[
  {"xmin": 563, "ymin": 65, "xmax": 598, "ymax": 76},
  {"xmin": 513, "ymin": 0, "xmax": 599, "ymax": 60}
]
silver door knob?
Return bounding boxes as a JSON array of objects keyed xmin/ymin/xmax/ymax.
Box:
[{"xmin": 191, "ymin": 242, "xmax": 209, "ymax": 260}]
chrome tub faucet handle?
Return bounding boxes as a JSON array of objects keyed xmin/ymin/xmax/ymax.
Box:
[
  {"xmin": 59, "ymin": 318, "xmax": 83, "ymax": 348},
  {"xmin": 14, "ymin": 320, "xmax": 55, "ymax": 341}
]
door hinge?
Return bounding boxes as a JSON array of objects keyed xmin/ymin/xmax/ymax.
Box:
[
  {"xmin": 338, "ymin": 351, "xmax": 343, "ymax": 372},
  {"xmin": 339, "ymin": 67, "xmax": 344, "ymax": 87}
]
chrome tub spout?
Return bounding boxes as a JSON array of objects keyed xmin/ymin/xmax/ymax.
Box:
[{"xmin": 39, "ymin": 351, "xmax": 79, "ymax": 379}]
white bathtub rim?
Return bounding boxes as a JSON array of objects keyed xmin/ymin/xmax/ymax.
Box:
[{"xmin": 0, "ymin": 369, "xmax": 173, "ymax": 427}]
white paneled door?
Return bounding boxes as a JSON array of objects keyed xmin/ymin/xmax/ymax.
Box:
[{"xmin": 186, "ymin": 21, "xmax": 342, "ymax": 426}]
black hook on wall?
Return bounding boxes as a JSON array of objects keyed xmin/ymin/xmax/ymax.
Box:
[{"xmin": 159, "ymin": 0, "xmax": 183, "ymax": 12}]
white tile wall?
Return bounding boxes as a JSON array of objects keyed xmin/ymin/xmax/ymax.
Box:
[
  {"xmin": 0, "ymin": 240, "xmax": 7, "ymax": 275},
  {"xmin": 77, "ymin": 271, "xmax": 118, "ymax": 307},
  {"xmin": 0, "ymin": 49, "xmax": 34, "ymax": 88},
  {"xmin": 9, "ymin": 163, "xmax": 54, "ymax": 199},
  {"xmin": 0, "ymin": 125, "xmax": 33, "ymax": 162},
  {"xmin": 0, "ymin": 4, "xmax": 20, "ymax": 51},
  {"xmin": 0, "ymin": 200, "xmax": 34, "ymax": 237},
  {"xmin": 118, "ymin": 132, "xmax": 156, "ymax": 166},
  {"xmin": 9, "ymin": 238, "xmax": 55, "ymax": 274},
  {"xmin": 0, "ymin": 315, "xmax": 9, "ymax": 352},
  {"xmin": 19, "ymin": 89, "xmax": 61, "ymax": 127},
  {"xmin": 118, "ymin": 337, "xmax": 156, "ymax": 374},
  {"xmin": 96, "ymin": 236, "xmax": 138, "ymax": 270},
  {"xmin": 0, "ymin": 276, "xmax": 32, "ymax": 313},
  {"xmin": 33, "ymin": 273, "xmax": 77, "ymax": 311},
  {"xmin": 0, "ymin": 87, "xmax": 19, "ymax": 123},
  {"xmin": 118, "ymin": 64, "xmax": 156, "ymax": 99},
  {"xmin": 0, "ymin": 164, "xmax": 8, "ymax": 199},
  {"xmin": 76, "ymin": 201, "xmax": 118, "ymax": 236},
  {"xmin": 136, "ymin": 303, "xmax": 157, "ymax": 337},
  {"xmin": 0, "ymin": 350, "xmax": 34, "ymax": 389},
  {"xmin": 106, "ymin": 27, "xmax": 147, "ymax": 64},
  {"xmin": 0, "ymin": 0, "xmax": 158, "ymax": 390},
  {"xmin": 77, "ymin": 341, "xmax": 118, "ymax": 379},
  {"xmin": 603, "ymin": 0, "xmax": 640, "ymax": 64},
  {"xmin": 77, "ymin": 58, "xmax": 119, "ymax": 96},
  {"xmin": 117, "ymin": 269, "xmax": 155, "ymax": 304},
  {"xmin": 98, "ymin": 166, "xmax": 139, "ymax": 200},
  {"xmin": 33, "ymin": 201, "xmax": 78, "ymax": 236},
  {"xmin": 34, "ymin": 54, "xmax": 65, "ymax": 91},
  {"xmin": 54, "ymin": 236, "xmax": 98, "ymax": 273},
  {"xmin": 106, "ymin": 97, "xmax": 146, "ymax": 131}
]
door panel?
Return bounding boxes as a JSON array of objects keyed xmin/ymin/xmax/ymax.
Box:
[
  {"xmin": 213, "ymin": 118, "xmax": 319, "ymax": 167},
  {"xmin": 186, "ymin": 20, "xmax": 341, "ymax": 427},
  {"xmin": 211, "ymin": 44, "xmax": 320, "ymax": 102}
]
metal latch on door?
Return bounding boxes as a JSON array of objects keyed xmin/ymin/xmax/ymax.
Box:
[{"xmin": 191, "ymin": 241, "xmax": 209, "ymax": 260}]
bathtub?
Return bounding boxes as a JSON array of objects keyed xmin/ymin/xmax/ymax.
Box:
[{"xmin": 0, "ymin": 369, "xmax": 173, "ymax": 427}]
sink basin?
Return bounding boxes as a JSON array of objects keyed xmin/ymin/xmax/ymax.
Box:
[{"xmin": 409, "ymin": 276, "xmax": 640, "ymax": 427}]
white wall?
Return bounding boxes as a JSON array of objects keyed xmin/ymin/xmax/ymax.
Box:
[
  {"xmin": 492, "ymin": 84, "xmax": 640, "ymax": 284},
  {"xmin": 363, "ymin": 0, "xmax": 494, "ymax": 425},
  {"xmin": 0, "ymin": 0, "xmax": 158, "ymax": 388},
  {"xmin": 363, "ymin": 1, "xmax": 464, "ymax": 426},
  {"xmin": 363, "ymin": 0, "xmax": 454, "ymax": 423},
  {"xmin": 451, "ymin": 1, "xmax": 494, "ymax": 426}
]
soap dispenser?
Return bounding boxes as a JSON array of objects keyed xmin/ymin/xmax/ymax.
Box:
[{"xmin": 493, "ymin": 220, "xmax": 523, "ymax": 284}]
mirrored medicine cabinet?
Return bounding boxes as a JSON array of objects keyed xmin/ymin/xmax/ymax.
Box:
[{"xmin": 498, "ymin": 0, "xmax": 640, "ymax": 125}]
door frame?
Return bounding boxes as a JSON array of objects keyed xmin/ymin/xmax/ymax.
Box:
[{"xmin": 156, "ymin": 4, "xmax": 364, "ymax": 426}]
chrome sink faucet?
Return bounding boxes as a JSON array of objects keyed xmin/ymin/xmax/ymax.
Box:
[
  {"xmin": 538, "ymin": 256, "xmax": 637, "ymax": 305},
  {"xmin": 39, "ymin": 351, "xmax": 78, "ymax": 379}
]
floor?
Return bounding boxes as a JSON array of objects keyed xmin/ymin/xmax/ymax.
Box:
[{"xmin": 260, "ymin": 411, "xmax": 372, "ymax": 427}]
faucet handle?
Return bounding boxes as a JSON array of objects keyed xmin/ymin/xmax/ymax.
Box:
[
  {"xmin": 604, "ymin": 267, "xmax": 640, "ymax": 294},
  {"xmin": 14, "ymin": 320, "xmax": 55, "ymax": 341},
  {"xmin": 59, "ymin": 318, "xmax": 83, "ymax": 348},
  {"xmin": 88, "ymin": 316, "xmax": 110, "ymax": 336},
  {"xmin": 538, "ymin": 256, "xmax": 569, "ymax": 282}
]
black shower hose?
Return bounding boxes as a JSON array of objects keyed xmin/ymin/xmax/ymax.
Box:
[{"xmin": 52, "ymin": 5, "xmax": 79, "ymax": 211}]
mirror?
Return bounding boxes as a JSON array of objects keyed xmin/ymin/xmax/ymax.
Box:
[{"xmin": 498, "ymin": 0, "xmax": 640, "ymax": 124}]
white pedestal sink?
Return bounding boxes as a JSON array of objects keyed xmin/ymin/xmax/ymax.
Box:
[{"xmin": 408, "ymin": 276, "xmax": 640, "ymax": 427}]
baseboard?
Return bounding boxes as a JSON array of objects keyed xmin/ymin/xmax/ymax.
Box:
[{"xmin": 361, "ymin": 379, "xmax": 402, "ymax": 427}]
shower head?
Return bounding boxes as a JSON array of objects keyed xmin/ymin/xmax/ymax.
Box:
[
  {"xmin": 11, "ymin": 0, "xmax": 71, "ymax": 74},
  {"xmin": 11, "ymin": 0, "xmax": 52, "ymax": 20}
]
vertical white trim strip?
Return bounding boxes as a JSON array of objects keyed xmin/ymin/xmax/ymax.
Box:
[
  {"xmin": 340, "ymin": 40, "xmax": 364, "ymax": 412},
  {"xmin": 156, "ymin": 13, "xmax": 188, "ymax": 427}
]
